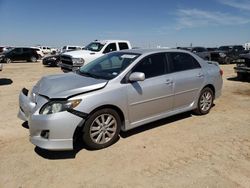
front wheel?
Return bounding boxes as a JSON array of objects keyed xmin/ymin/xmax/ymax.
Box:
[
  {"xmin": 194, "ymin": 87, "xmax": 214, "ymax": 115},
  {"xmin": 83, "ymin": 108, "xmax": 121, "ymax": 150},
  {"xmin": 5, "ymin": 58, "xmax": 11, "ymax": 64}
]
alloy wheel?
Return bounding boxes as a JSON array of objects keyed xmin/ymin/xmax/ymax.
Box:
[{"xmin": 89, "ymin": 114, "xmax": 117, "ymax": 145}]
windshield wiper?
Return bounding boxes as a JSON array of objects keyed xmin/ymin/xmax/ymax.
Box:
[{"xmin": 78, "ymin": 71, "xmax": 104, "ymax": 79}]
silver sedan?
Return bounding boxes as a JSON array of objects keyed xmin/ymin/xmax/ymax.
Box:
[{"xmin": 18, "ymin": 49, "xmax": 223, "ymax": 150}]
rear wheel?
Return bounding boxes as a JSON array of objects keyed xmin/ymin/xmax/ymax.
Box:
[
  {"xmin": 29, "ymin": 56, "xmax": 37, "ymax": 62},
  {"xmin": 83, "ymin": 108, "xmax": 121, "ymax": 150},
  {"xmin": 224, "ymin": 57, "xmax": 231, "ymax": 64},
  {"xmin": 194, "ymin": 87, "xmax": 214, "ymax": 115}
]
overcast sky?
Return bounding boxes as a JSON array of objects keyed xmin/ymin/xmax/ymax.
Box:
[{"xmin": 0, "ymin": 0, "xmax": 250, "ymax": 48}]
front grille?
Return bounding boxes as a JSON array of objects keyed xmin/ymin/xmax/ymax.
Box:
[{"xmin": 60, "ymin": 55, "xmax": 73, "ymax": 66}]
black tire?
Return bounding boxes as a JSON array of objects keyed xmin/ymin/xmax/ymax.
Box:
[
  {"xmin": 237, "ymin": 73, "xmax": 247, "ymax": 80},
  {"xmin": 5, "ymin": 58, "xmax": 11, "ymax": 64},
  {"xmin": 83, "ymin": 108, "xmax": 121, "ymax": 150},
  {"xmin": 193, "ymin": 87, "xmax": 214, "ymax": 115},
  {"xmin": 224, "ymin": 57, "xmax": 231, "ymax": 64},
  {"xmin": 29, "ymin": 56, "xmax": 37, "ymax": 62}
]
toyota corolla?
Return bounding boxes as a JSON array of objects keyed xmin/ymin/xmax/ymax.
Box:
[{"xmin": 18, "ymin": 49, "xmax": 223, "ymax": 150}]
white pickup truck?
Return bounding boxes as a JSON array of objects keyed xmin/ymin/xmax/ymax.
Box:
[{"xmin": 60, "ymin": 40, "xmax": 132, "ymax": 72}]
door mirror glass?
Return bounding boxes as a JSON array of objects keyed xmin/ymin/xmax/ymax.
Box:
[{"xmin": 129, "ymin": 72, "xmax": 145, "ymax": 82}]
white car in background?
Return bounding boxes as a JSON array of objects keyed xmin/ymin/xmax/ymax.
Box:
[
  {"xmin": 60, "ymin": 40, "xmax": 132, "ymax": 72},
  {"xmin": 37, "ymin": 46, "xmax": 57, "ymax": 54},
  {"xmin": 61, "ymin": 46, "xmax": 83, "ymax": 53}
]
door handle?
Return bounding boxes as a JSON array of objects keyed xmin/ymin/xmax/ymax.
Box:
[
  {"xmin": 165, "ymin": 79, "xmax": 173, "ymax": 85},
  {"xmin": 197, "ymin": 73, "xmax": 204, "ymax": 78}
]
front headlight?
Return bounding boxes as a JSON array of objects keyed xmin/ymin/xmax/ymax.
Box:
[
  {"xmin": 72, "ymin": 58, "xmax": 84, "ymax": 66},
  {"xmin": 40, "ymin": 99, "xmax": 82, "ymax": 115},
  {"xmin": 219, "ymin": 52, "xmax": 226, "ymax": 58}
]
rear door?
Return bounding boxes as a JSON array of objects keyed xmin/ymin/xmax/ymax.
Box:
[
  {"xmin": 126, "ymin": 53, "xmax": 174, "ymax": 124},
  {"xmin": 167, "ymin": 52, "xmax": 205, "ymax": 110}
]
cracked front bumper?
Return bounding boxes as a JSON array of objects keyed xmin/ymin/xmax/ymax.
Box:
[{"xmin": 18, "ymin": 88, "xmax": 84, "ymax": 150}]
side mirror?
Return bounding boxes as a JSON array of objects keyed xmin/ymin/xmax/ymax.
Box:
[{"xmin": 129, "ymin": 72, "xmax": 145, "ymax": 82}]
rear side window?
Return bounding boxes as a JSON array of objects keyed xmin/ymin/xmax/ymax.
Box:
[
  {"xmin": 13, "ymin": 48, "xmax": 22, "ymax": 53},
  {"xmin": 68, "ymin": 47, "xmax": 77, "ymax": 50},
  {"xmin": 103, "ymin": 43, "xmax": 117, "ymax": 54},
  {"xmin": 168, "ymin": 52, "xmax": 201, "ymax": 72},
  {"xmin": 133, "ymin": 53, "xmax": 166, "ymax": 79},
  {"xmin": 118, "ymin": 43, "xmax": 129, "ymax": 50},
  {"xmin": 23, "ymin": 48, "xmax": 30, "ymax": 52}
]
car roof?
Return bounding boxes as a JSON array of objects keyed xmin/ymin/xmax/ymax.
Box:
[
  {"xmin": 95, "ymin": 40, "xmax": 130, "ymax": 44},
  {"xmin": 118, "ymin": 48, "xmax": 193, "ymax": 55}
]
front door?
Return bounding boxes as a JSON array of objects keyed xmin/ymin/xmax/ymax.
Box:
[{"xmin": 126, "ymin": 53, "xmax": 174, "ymax": 125}]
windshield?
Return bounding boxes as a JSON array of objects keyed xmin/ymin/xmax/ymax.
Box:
[
  {"xmin": 84, "ymin": 42, "xmax": 105, "ymax": 52},
  {"xmin": 3, "ymin": 48, "xmax": 14, "ymax": 54},
  {"xmin": 218, "ymin": 46, "xmax": 231, "ymax": 51},
  {"xmin": 78, "ymin": 52, "xmax": 140, "ymax": 80}
]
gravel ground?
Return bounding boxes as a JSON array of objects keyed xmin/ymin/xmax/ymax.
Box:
[{"xmin": 0, "ymin": 62, "xmax": 250, "ymax": 188}]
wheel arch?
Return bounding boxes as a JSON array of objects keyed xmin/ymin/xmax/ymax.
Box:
[
  {"xmin": 73, "ymin": 104, "xmax": 125, "ymax": 142},
  {"xmin": 202, "ymin": 84, "xmax": 215, "ymax": 97},
  {"xmin": 87, "ymin": 104, "xmax": 125, "ymax": 125}
]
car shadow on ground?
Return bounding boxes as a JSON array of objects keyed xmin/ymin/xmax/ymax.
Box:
[
  {"xmin": 34, "ymin": 112, "xmax": 194, "ymax": 160},
  {"xmin": 227, "ymin": 76, "xmax": 250, "ymax": 83},
  {"xmin": 35, "ymin": 147, "xmax": 79, "ymax": 160},
  {"xmin": 0, "ymin": 78, "xmax": 13, "ymax": 86}
]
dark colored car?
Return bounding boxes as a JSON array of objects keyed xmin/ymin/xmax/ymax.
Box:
[
  {"xmin": 191, "ymin": 47, "xmax": 211, "ymax": 60},
  {"xmin": 42, "ymin": 54, "xmax": 61, "ymax": 67},
  {"xmin": 210, "ymin": 45, "xmax": 248, "ymax": 64},
  {"xmin": 234, "ymin": 53, "xmax": 250, "ymax": 80},
  {"xmin": 177, "ymin": 47, "xmax": 210, "ymax": 60},
  {"xmin": 0, "ymin": 47, "xmax": 43, "ymax": 63},
  {"xmin": 207, "ymin": 47, "xmax": 218, "ymax": 51}
]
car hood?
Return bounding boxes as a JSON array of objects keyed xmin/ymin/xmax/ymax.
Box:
[
  {"xmin": 63, "ymin": 50, "xmax": 99, "ymax": 58},
  {"xmin": 34, "ymin": 72, "xmax": 108, "ymax": 99},
  {"xmin": 44, "ymin": 54, "xmax": 59, "ymax": 60}
]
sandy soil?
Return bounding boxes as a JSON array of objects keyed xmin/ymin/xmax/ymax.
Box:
[{"xmin": 0, "ymin": 62, "xmax": 250, "ymax": 188}]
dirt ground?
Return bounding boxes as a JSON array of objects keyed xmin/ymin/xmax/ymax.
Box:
[{"xmin": 0, "ymin": 62, "xmax": 250, "ymax": 188}]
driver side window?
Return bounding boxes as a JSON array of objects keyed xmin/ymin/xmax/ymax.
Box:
[
  {"xmin": 12, "ymin": 48, "xmax": 22, "ymax": 54},
  {"xmin": 132, "ymin": 53, "xmax": 166, "ymax": 79}
]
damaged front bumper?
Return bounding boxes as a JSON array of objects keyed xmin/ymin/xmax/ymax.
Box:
[{"xmin": 17, "ymin": 88, "xmax": 84, "ymax": 150}]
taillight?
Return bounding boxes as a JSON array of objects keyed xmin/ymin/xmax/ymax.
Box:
[{"xmin": 220, "ymin": 69, "xmax": 223, "ymax": 76}]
